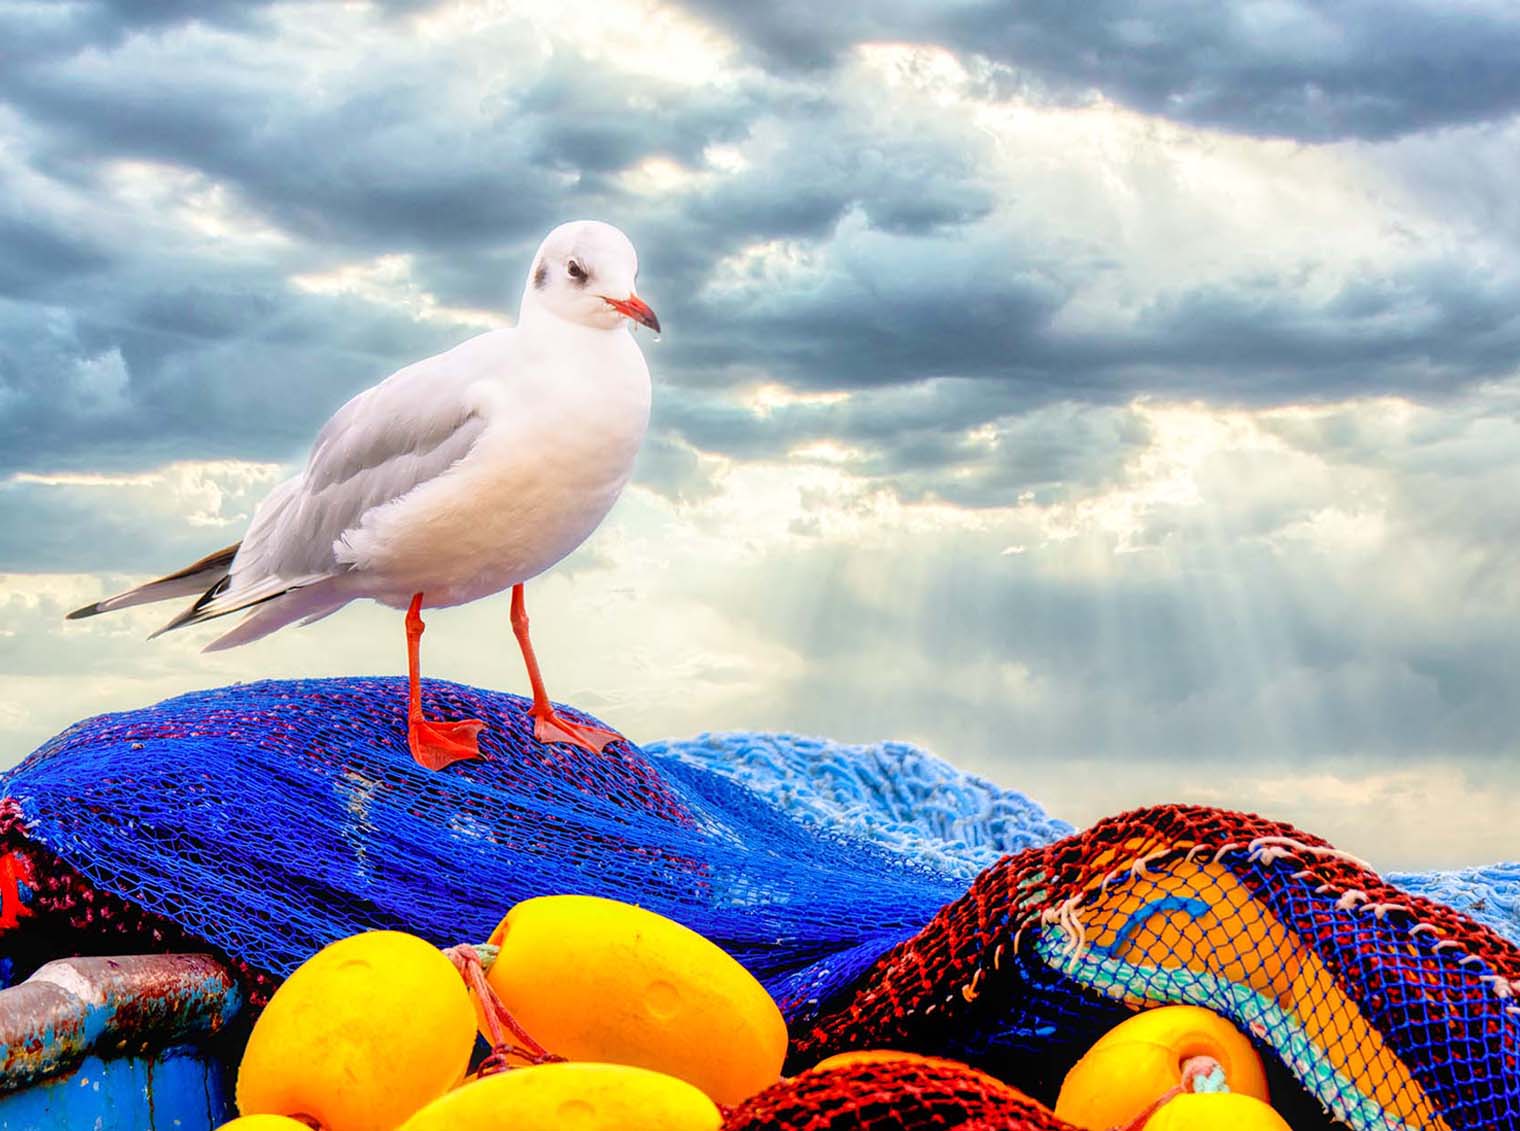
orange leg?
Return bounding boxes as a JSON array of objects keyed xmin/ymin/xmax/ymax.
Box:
[
  {"xmin": 510, "ymin": 584, "xmax": 622, "ymax": 753},
  {"xmin": 405, "ymin": 592, "xmax": 486, "ymax": 770}
]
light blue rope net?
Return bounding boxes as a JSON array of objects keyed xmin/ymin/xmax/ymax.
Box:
[{"xmin": 650, "ymin": 731, "xmax": 1520, "ymax": 947}]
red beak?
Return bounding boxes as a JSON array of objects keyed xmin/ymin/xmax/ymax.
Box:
[{"xmin": 604, "ymin": 294, "xmax": 661, "ymax": 333}]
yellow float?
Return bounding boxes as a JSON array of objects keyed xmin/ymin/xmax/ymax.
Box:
[
  {"xmin": 482, "ymin": 894, "xmax": 787, "ymax": 1107},
  {"xmin": 1144, "ymin": 1092, "xmax": 1293, "ymax": 1129},
  {"xmin": 236, "ymin": 930, "xmax": 476, "ymax": 1131},
  {"xmin": 398, "ymin": 1062, "xmax": 722, "ymax": 1131},
  {"xmin": 215, "ymin": 1118, "xmax": 319, "ymax": 1131},
  {"xmin": 1054, "ymin": 1005, "xmax": 1268, "ymax": 1130}
]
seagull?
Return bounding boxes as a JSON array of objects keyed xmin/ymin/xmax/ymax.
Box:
[{"xmin": 67, "ymin": 220, "xmax": 659, "ymax": 771}]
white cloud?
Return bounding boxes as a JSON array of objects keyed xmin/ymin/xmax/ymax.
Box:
[
  {"xmin": 102, "ymin": 160, "xmax": 294, "ymax": 250},
  {"xmin": 291, "ymin": 255, "xmax": 510, "ymax": 330},
  {"xmin": 8, "ymin": 459, "xmax": 285, "ymax": 530},
  {"xmin": 415, "ymin": 0, "xmax": 744, "ymax": 86}
]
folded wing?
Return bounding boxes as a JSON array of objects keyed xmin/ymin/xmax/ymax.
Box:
[{"xmin": 69, "ymin": 335, "xmax": 503, "ymax": 643}]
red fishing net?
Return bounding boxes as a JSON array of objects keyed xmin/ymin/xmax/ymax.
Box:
[{"xmin": 724, "ymin": 1057, "xmax": 1076, "ymax": 1131}]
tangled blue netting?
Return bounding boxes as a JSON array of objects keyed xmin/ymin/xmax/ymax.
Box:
[
  {"xmin": 1, "ymin": 675, "xmax": 1514, "ymax": 1016},
  {"xmin": 644, "ymin": 731, "xmax": 1075, "ymax": 881},
  {"xmin": 0, "ymin": 678, "xmax": 1015, "ymax": 1011},
  {"xmin": 651, "ymin": 732, "xmax": 1520, "ymax": 948},
  {"xmin": 1386, "ymin": 862, "xmax": 1520, "ymax": 948}
]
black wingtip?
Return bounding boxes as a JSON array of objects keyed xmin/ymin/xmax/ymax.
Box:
[
  {"xmin": 66, "ymin": 603, "xmax": 101, "ymax": 621},
  {"xmin": 147, "ymin": 604, "xmax": 202, "ymax": 641}
]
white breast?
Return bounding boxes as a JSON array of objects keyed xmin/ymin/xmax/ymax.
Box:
[{"xmin": 344, "ymin": 326, "xmax": 652, "ymax": 609}]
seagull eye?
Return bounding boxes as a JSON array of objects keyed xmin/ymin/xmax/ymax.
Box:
[{"xmin": 567, "ymin": 260, "xmax": 587, "ymax": 282}]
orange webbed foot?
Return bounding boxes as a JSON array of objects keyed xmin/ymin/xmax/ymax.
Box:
[
  {"xmin": 408, "ymin": 716, "xmax": 487, "ymax": 770},
  {"xmin": 530, "ymin": 707, "xmax": 622, "ymax": 753}
]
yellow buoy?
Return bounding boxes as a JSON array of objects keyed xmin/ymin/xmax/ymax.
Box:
[
  {"xmin": 483, "ymin": 894, "xmax": 787, "ymax": 1107},
  {"xmin": 1054, "ymin": 1005, "xmax": 1269, "ymax": 1130},
  {"xmin": 1145, "ymin": 1093, "xmax": 1292, "ymax": 1129},
  {"xmin": 237, "ymin": 930, "xmax": 476, "ymax": 1131},
  {"xmin": 398, "ymin": 1062, "xmax": 722, "ymax": 1131},
  {"xmin": 214, "ymin": 1118, "xmax": 317, "ymax": 1131}
]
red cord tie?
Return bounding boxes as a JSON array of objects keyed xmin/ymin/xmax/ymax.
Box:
[{"xmin": 444, "ymin": 943, "xmax": 564, "ymax": 1077}]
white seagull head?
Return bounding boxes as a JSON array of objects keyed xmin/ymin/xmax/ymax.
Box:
[{"xmin": 522, "ymin": 220, "xmax": 660, "ymax": 334}]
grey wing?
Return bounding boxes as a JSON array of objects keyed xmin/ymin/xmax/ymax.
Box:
[{"xmin": 229, "ymin": 372, "xmax": 490, "ymax": 587}]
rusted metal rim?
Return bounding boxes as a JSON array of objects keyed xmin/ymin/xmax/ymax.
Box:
[{"xmin": 0, "ymin": 953, "xmax": 243, "ymax": 1092}]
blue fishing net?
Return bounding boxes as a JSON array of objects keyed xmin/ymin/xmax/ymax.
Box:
[
  {"xmin": 4, "ymin": 675, "xmax": 1516, "ymax": 999},
  {"xmin": 1389, "ymin": 863, "xmax": 1520, "ymax": 948},
  {"xmin": 5, "ymin": 676, "xmax": 1519, "ymax": 1131},
  {"xmin": 655, "ymin": 732, "xmax": 1520, "ymax": 948},
  {"xmin": 645, "ymin": 731, "xmax": 1074, "ymax": 881},
  {"xmin": 0, "ymin": 677, "xmax": 1022, "ymax": 1008}
]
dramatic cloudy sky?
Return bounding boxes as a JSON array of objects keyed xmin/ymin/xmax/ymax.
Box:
[{"xmin": 3, "ymin": 0, "xmax": 1518, "ymax": 868}]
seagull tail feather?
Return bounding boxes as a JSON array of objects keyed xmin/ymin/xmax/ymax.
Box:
[
  {"xmin": 66, "ymin": 543, "xmax": 242, "ymax": 621},
  {"xmin": 201, "ymin": 587, "xmax": 349, "ymax": 653},
  {"xmin": 148, "ymin": 571, "xmax": 332, "ymax": 643}
]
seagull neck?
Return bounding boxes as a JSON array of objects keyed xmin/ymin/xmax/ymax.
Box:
[
  {"xmin": 517, "ymin": 299, "xmax": 624, "ymax": 344},
  {"xmin": 515, "ymin": 296, "xmax": 555, "ymax": 332}
]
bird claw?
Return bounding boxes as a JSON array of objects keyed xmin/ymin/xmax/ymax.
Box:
[
  {"xmin": 408, "ymin": 716, "xmax": 487, "ymax": 770},
  {"xmin": 530, "ymin": 709, "xmax": 622, "ymax": 754}
]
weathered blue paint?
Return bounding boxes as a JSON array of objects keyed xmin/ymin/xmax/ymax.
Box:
[
  {"xmin": 0, "ymin": 955, "xmax": 243, "ymax": 1131},
  {"xmin": 0, "ymin": 955, "xmax": 241, "ymax": 1091},
  {"xmin": 0, "ymin": 1047, "xmax": 233, "ymax": 1130}
]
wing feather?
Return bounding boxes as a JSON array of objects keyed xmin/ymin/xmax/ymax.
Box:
[
  {"xmin": 62, "ymin": 327, "xmax": 512, "ymax": 649},
  {"xmin": 225, "ymin": 335, "xmax": 502, "ymax": 590}
]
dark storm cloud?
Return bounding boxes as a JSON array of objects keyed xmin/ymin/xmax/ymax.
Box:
[
  {"xmin": 0, "ymin": 1, "xmax": 430, "ymax": 67},
  {"xmin": 0, "ymin": 260, "xmax": 467, "ymax": 478},
  {"xmin": 4, "ymin": 0, "xmax": 1520, "ymax": 503},
  {"xmin": 655, "ymin": 239, "xmax": 1520, "ymax": 449},
  {"xmin": 8, "ymin": 59, "xmax": 553, "ymax": 252},
  {"xmin": 0, "ymin": 6, "xmax": 758, "ymax": 473},
  {"xmin": 651, "ymin": 384, "xmax": 1151, "ymax": 509},
  {"xmin": 687, "ymin": 97, "xmax": 998, "ymax": 238},
  {"xmin": 1, "ymin": 5, "xmax": 773, "ymax": 259},
  {"xmin": 675, "ymin": 242, "xmax": 1068, "ymax": 393},
  {"xmin": 1102, "ymin": 260, "xmax": 1520, "ymax": 399},
  {"xmin": 0, "ymin": 1, "xmax": 282, "ymax": 77},
  {"xmin": 0, "ymin": 0, "xmax": 1006, "ymax": 481},
  {"xmin": 0, "ymin": 213, "xmax": 110, "ymax": 297},
  {"xmin": 677, "ymin": 0, "xmax": 1520, "ymax": 142}
]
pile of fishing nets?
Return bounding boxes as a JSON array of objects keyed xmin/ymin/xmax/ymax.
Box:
[{"xmin": 1, "ymin": 677, "xmax": 1516, "ymax": 1129}]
